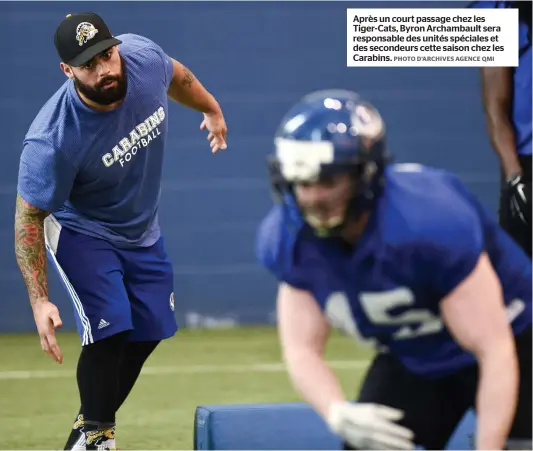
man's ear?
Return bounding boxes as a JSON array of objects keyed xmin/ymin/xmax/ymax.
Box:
[{"xmin": 60, "ymin": 62, "xmax": 74, "ymax": 80}]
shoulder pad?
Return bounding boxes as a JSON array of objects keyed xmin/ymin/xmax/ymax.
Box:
[{"xmin": 255, "ymin": 204, "xmax": 302, "ymax": 281}]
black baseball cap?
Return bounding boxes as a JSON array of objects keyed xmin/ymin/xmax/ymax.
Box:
[{"xmin": 54, "ymin": 13, "xmax": 122, "ymax": 67}]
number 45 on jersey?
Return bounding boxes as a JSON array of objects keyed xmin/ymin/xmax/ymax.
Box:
[{"xmin": 324, "ymin": 288, "xmax": 443, "ymax": 348}]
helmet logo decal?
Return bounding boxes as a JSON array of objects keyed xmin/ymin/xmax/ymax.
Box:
[{"xmin": 351, "ymin": 104, "xmax": 385, "ymax": 142}]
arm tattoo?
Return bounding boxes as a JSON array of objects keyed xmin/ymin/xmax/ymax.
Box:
[
  {"xmin": 14, "ymin": 194, "xmax": 49, "ymax": 305},
  {"xmin": 181, "ymin": 66, "xmax": 195, "ymax": 89}
]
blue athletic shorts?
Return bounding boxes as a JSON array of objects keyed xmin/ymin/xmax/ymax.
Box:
[{"xmin": 44, "ymin": 215, "xmax": 178, "ymax": 345}]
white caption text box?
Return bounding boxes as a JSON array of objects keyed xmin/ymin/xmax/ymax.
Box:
[{"xmin": 347, "ymin": 8, "xmax": 518, "ymax": 67}]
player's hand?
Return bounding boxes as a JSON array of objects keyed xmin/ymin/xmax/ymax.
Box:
[
  {"xmin": 200, "ymin": 111, "xmax": 227, "ymax": 154},
  {"xmin": 507, "ymin": 174, "xmax": 531, "ymax": 226},
  {"xmin": 326, "ymin": 401, "xmax": 415, "ymax": 450},
  {"xmin": 32, "ymin": 300, "xmax": 63, "ymax": 364}
]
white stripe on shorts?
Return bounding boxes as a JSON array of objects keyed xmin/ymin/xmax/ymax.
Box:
[{"xmin": 44, "ymin": 215, "xmax": 94, "ymax": 345}]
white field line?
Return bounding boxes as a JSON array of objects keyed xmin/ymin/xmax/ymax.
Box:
[{"xmin": 0, "ymin": 359, "xmax": 368, "ymax": 380}]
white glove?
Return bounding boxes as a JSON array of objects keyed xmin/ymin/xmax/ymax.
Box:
[{"xmin": 326, "ymin": 401, "xmax": 415, "ymax": 450}]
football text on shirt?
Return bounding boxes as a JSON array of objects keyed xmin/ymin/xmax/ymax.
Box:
[{"xmin": 101, "ymin": 106, "xmax": 166, "ymax": 168}]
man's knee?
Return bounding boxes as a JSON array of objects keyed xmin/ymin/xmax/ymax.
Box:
[
  {"xmin": 80, "ymin": 330, "xmax": 131, "ymax": 363},
  {"xmin": 123, "ymin": 340, "xmax": 160, "ymax": 365}
]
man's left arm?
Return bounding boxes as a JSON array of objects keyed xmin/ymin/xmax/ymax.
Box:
[
  {"xmin": 167, "ymin": 58, "xmax": 227, "ymax": 153},
  {"xmin": 440, "ymin": 252, "xmax": 519, "ymax": 450},
  {"xmin": 418, "ymin": 194, "xmax": 519, "ymax": 450}
]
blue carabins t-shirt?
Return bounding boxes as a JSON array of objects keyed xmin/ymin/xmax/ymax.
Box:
[
  {"xmin": 470, "ymin": 1, "xmax": 532, "ymax": 156},
  {"xmin": 17, "ymin": 33, "xmax": 175, "ymax": 247},
  {"xmin": 256, "ymin": 164, "xmax": 532, "ymax": 378}
]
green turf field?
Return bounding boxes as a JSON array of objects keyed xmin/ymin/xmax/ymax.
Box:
[{"xmin": 0, "ymin": 326, "xmax": 374, "ymax": 450}]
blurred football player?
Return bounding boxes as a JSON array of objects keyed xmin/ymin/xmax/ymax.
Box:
[
  {"xmin": 471, "ymin": 0, "xmax": 532, "ymax": 257},
  {"xmin": 255, "ymin": 90, "xmax": 532, "ymax": 449}
]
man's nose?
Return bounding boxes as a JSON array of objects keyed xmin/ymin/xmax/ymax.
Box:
[
  {"xmin": 96, "ymin": 61, "xmax": 111, "ymax": 77},
  {"xmin": 299, "ymin": 184, "xmax": 328, "ymax": 204}
]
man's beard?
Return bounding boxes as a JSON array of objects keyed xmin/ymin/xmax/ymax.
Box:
[{"xmin": 74, "ymin": 57, "xmax": 127, "ymax": 106}]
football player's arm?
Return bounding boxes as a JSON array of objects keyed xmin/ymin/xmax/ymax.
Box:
[
  {"xmin": 167, "ymin": 58, "xmax": 227, "ymax": 153},
  {"xmin": 15, "ymin": 139, "xmax": 75, "ymax": 307},
  {"xmin": 472, "ymin": 0, "xmax": 520, "ymax": 179},
  {"xmin": 167, "ymin": 59, "xmax": 221, "ymax": 114},
  {"xmin": 276, "ymin": 281, "xmax": 345, "ymax": 418},
  {"xmin": 14, "ymin": 194, "xmax": 50, "ymax": 307},
  {"xmin": 278, "ymin": 282, "xmax": 415, "ymax": 449},
  {"xmin": 15, "ymin": 139, "xmax": 74, "ymax": 363},
  {"xmin": 440, "ymin": 251, "xmax": 518, "ymax": 450},
  {"xmin": 15, "ymin": 192, "xmax": 63, "ymax": 363},
  {"xmin": 479, "ymin": 66, "xmax": 522, "ymax": 179}
]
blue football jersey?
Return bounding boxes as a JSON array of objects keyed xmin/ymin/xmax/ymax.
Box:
[
  {"xmin": 17, "ymin": 33, "xmax": 174, "ymax": 248},
  {"xmin": 256, "ymin": 164, "xmax": 532, "ymax": 378}
]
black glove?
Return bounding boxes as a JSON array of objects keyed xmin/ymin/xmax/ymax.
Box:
[{"xmin": 507, "ymin": 174, "xmax": 531, "ymax": 227}]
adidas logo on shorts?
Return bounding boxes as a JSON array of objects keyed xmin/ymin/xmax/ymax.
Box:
[{"xmin": 98, "ymin": 319, "xmax": 110, "ymax": 329}]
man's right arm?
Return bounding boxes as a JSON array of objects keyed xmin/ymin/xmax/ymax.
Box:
[
  {"xmin": 15, "ymin": 135, "xmax": 76, "ymax": 363},
  {"xmin": 16, "ymin": 136, "xmax": 77, "ymax": 304},
  {"xmin": 14, "ymin": 194, "xmax": 50, "ymax": 305},
  {"xmin": 276, "ymin": 282, "xmax": 344, "ymax": 418},
  {"xmin": 480, "ymin": 66, "xmax": 522, "ymax": 179},
  {"xmin": 277, "ymin": 282, "xmax": 415, "ymax": 450}
]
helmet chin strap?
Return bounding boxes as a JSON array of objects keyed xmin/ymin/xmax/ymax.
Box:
[
  {"xmin": 305, "ymin": 214, "xmax": 344, "ymax": 237},
  {"xmin": 304, "ymin": 194, "xmax": 372, "ymax": 242}
]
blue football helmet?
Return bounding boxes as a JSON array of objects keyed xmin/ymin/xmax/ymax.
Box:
[{"xmin": 268, "ymin": 89, "xmax": 391, "ymax": 236}]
